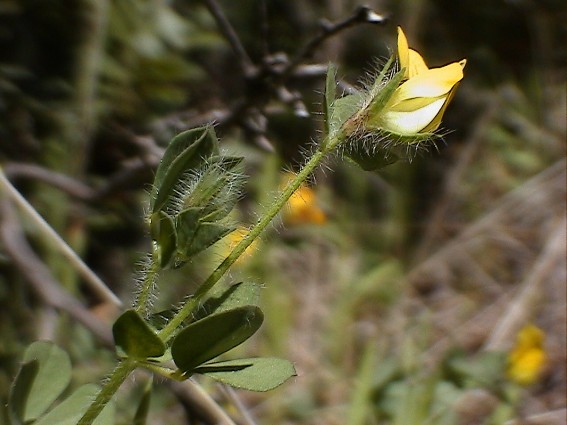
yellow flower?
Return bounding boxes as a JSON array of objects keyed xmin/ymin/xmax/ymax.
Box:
[
  {"xmin": 506, "ymin": 324, "xmax": 547, "ymax": 386},
  {"xmin": 281, "ymin": 174, "xmax": 327, "ymax": 226},
  {"xmin": 219, "ymin": 227, "xmax": 258, "ymax": 265},
  {"xmin": 373, "ymin": 27, "xmax": 466, "ymax": 135}
]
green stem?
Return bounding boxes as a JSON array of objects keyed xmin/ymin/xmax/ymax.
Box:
[
  {"xmin": 159, "ymin": 135, "xmax": 341, "ymax": 342},
  {"xmin": 77, "ymin": 359, "xmax": 137, "ymax": 425},
  {"xmin": 134, "ymin": 254, "xmax": 159, "ymax": 315}
]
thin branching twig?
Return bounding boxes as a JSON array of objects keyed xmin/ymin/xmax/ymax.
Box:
[{"xmin": 0, "ymin": 169, "xmax": 123, "ymax": 307}]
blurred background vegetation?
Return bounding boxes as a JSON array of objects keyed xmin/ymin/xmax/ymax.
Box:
[{"xmin": 0, "ymin": 0, "xmax": 565, "ymax": 424}]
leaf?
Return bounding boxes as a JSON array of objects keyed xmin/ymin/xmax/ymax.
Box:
[
  {"xmin": 195, "ymin": 357, "xmax": 296, "ymax": 392},
  {"xmin": 175, "ymin": 207, "xmax": 202, "ymax": 248},
  {"xmin": 34, "ymin": 384, "xmax": 114, "ymax": 425},
  {"xmin": 195, "ymin": 282, "xmax": 262, "ymax": 320},
  {"xmin": 156, "ymin": 212, "xmax": 176, "ymax": 268},
  {"xmin": 368, "ymin": 55, "xmax": 395, "ymax": 98},
  {"xmin": 175, "ymin": 208, "xmax": 233, "ymax": 259},
  {"xmin": 323, "ymin": 62, "xmax": 337, "ymax": 140},
  {"xmin": 171, "ymin": 306, "xmax": 264, "ymax": 373},
  {"xmin": 18, "ymin": 341, "xmax": 72, "ymax": 421},
  {"xmin": 180, "ymin": 222, "xmax": 233, "ymax": 258},
  {"xmin": 196, "ymin": 156, "xmax": 244, "ymax": 221},
  {"xmin": 446, "ymin": 351, "xmax": 506, "ymax": 389},
  {"xmin": 346, "ymin": 342, "xmax": 378, "ymax": 425},
  {"xmin": 329, "ymin": 93, "xmax": 363, "ymax": 137},
  {"xmin": 150, "ymin": 126, "xmax": 219, "ymax": 213},
  {"xmin": 366, "ymin": 69, "xmax": 405, "ymax": 118},
  {"xmin": 133, "ymin": 378, "xmax": 153, "ymax": 425},
  {"xmin": 8, "ymin": 360, "xmax": 39, "ymax": 425},
  {"xmin": 113, "ymin": 310, "xmax": 166, "ymax": 359}
]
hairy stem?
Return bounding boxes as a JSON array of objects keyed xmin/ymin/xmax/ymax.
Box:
[
  {"xmin": 159, "ymin": 134, "xmax": 342, "ymax": 341},
  {"xmin": 77, "ymin": 359, "xmax": 137, "ymax": 425},
  {"xmin": 134, "ymin": 253, "xmax": 160, "ymax": 316}
]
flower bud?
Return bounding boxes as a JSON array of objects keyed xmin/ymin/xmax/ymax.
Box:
[
  {"xmin": 368, "ymin": 27, "xmax": 466, "ymax": 136},
  {"xmin": 339, "ymin": 27, "xmax": 466, "ymax": 170}
]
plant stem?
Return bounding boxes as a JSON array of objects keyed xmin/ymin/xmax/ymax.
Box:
[
  {"xmin": 77, "ymin": 359, "xmax": 137, "ymax": 425},
  {"xmin": 134, "ymin": 254, "xmax": 160, "ymax": 315},
  {"xmin": 159, "ymin": 135, "xmax": 341, "ymax": 341}
]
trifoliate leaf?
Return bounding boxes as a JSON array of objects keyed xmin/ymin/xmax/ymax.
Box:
[
  {"xmin": 156, "ymin": 211, "xmax": 176, "ymax": 268},
  {"xmin": 8, "ymin": 360, "xmax": 39, "ymax": 424},
  {"xmin": 13, "ymin": 341, "xmax": 72, "ymax": 422},
  {"xmin": 150, "ymin": 126, "xmax": 218, "ymax": 214},
  {"xmin": 113, "ymin": 310, "xmax": 166, "ymax": 359},
  {"xmin": 194, "ymin": 282, "xmax": 262, "ymax": 320},
  {"xmin": 171, "ymin": 306, "xmax": 264, "ymax": 373},
  {"xmin": 33, "ymin": 384, "xmax": 114, "ymax": 425},
  {"xmin": 195, "ymin": 357, "xmax": 296, "ymax": 391},
  {"xmin": 329, "ymin": 93, "xmax": 363, "ymax": 138}
]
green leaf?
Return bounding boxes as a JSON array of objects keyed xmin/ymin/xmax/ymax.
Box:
[
  {"xmin": 366, "ymin": 69, "xmax": 405, "ymax": 122},
  {"xmin": 171, "ymin": 306, "xmax": 264, "ymax": 373},
  {"xmin": 156, "ymin": 212, "xmax": 176, "ymax": 268},
  {"xmin": 323, "ymin": 62, "xmax": 338, "ymax": 139},
  {"xmin": 34, "ymin": 384, "xmax": 114, "ymax": 425},
  {"xmin": 368, "ymin": 55, "xmax": 395, "ymax": 98},
  {"xmin": 209, "ymin": 282, "xmax": 262, "ymax": 313},
  {"xmin": 175, "ymin": 207, "xmax": 202, "ymax": 247},
  {"xmin": 113, "ymin": 310, "xmax": 166, "ymax": 359},
  {"xmin": 133, "ymin": 378, "xmax": 153, "ymax": 425},
  {"xmin": 195, "ymin": 282, "xmax": 262, "ymax": 320},
  {"xmin": 150, "ymin": 126, "xmax": 219, "ymax": 213},
  {"xmin": 178, "ymin": 155, "xmax": 243, "ymax": 222},
  {"xmin": 8, "ymin": 360, "xmax": 39, "ymax": 425},
  {"xmin": 197, "ymin": 156, "xmax": 244, "ymax": 221},
  {"xmin": 329, "ymin": 93, "xmax": 363, "ymax": 137},
  {"xmin": 175, "ymin": 207, "xmax": 233, "ymax": 259},
  {"xmin": 446, "ymin": 351, "xmax": 506, "ymax": 389},
  {"xmin": 18, "ymin": 341, "xmax": 72, "ymax": 421},
  {"xmin": 180, "ymin": 222, "xmax": 233, "ymax": 259},
  {"xmin": 195, "ymin": 357, "xmax": 296, "ymax": 392},
  {"xmin": 346, "ymin": 342, "xmax": 378, "ymax": 425}
]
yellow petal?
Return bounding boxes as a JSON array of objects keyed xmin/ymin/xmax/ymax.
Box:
[
  {"xmin": 283, "ymin": 184, "xmax": 327, "ymax": 226},
  {"xmin": 408, "ymin": 49, "xmax": 428, "ymax": 77},
  {"xmin": 389, "ymin": 61, "xmax": 465, "ymax": 105},
  {"xmin": 507, "ymin": 348, "xmax": 547, "ymax": 385},
  {"xmin": 397, "ymin": 27, "xmax": 428, "ymax": 79},
  {"xmin": 224, "ymin": 227, "xmax": 258, "ymax": 265},
  {"xmin": 397, "ymin": 27, "xmax": 410, "ymax": 79},
  {"xmin": 381, "ymin": 97, "xmax": 447, "ymax": 134},
  {"xmin": 517, "ymin": 324, "xmax": 545, "ymax": 348},
  {"xmin": 387, "ymin": 95, "xmax": 440, "ymax": 113},
  {"xmin": 420, "ymin": 84, "xmax": 460, "ymax": 132}
]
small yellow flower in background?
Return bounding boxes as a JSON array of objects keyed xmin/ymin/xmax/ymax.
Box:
[
  {"xmin": 221, "ymin": 227, "xmax": 258, "ymax": 265},
  {"xmin": 506, "ymin": 324, "xmax": 547, "ymax": 386},
  {"xmin": 370, "ymin": 27, "xmax": 466, "ymax": 135},
  {"xmin": 281, "ymin": 173, "xmax": 327, "ymax": 226}
]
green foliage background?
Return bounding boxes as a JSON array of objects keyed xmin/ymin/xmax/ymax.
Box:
[{"xmin": 0, "ymin": 0, "xmax": 565, "ymax": 424}]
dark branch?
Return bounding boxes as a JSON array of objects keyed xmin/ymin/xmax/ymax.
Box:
[
  {"xmin": 285, "ymin": 6, "xmax": 388, "ymax": 74},
  {"xmin": 204, "ymin": 0, "xmax": 256, "ymax": 77},
  {"xmin": 4, "ymin": 163, "xmax": 96, "ymax": 200}
]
